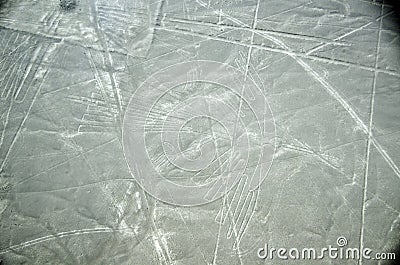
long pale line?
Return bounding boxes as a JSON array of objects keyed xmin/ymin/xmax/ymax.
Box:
[{"xmin": 359, "ymin": 4, "xmax": 384, "ymax": 265}]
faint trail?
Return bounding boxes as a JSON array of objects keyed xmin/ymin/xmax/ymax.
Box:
[
  {"xmin": 14, "ymin": 137, "xmax": 117, "ymax": 186},
  {"xmin": 230, "ymin": 0, "xmax": 260, "ymax": 255},
  {"xmin": 140, "ymin": 189, "xmax": 174, "ymax": 265},
  {"xmin": 306, "ymin": 10, "xmax": 394, "ymax": 55},
  {"xmin": 181, "ymin": 2, "xmax": 400, "ymax": 259},
  {"xmin": 281, "ymin": 139, "xmax": 400, "ymax": 216},
  {"xmin": 0, "ymin": 8, "xmax": 63, "ymax": 171},
  {"xmin": 291, "ymin": 56, "xmax": 400, "ymax": 178},
  {"xmin": 79, "ymin": 50, "xmax": 120, "ymax": 133},
  {"xmin": 94, "ymin": 3, "xmax": 176, "ymax": 260},
  {"xmin": 207, "ymin": 0, "xmax": 263, "ymax": 259},
  {"xmin": 257, "ymin": 0, "xmax": 313, "ymax": 21},
  {"xmin": 88, "ymin": 1, "xmax": 124, "ymax": 133},
  {"xmin": 41, "ymin": 78, "xmax": 96, "ymax": 96},
  {"xmin": 0, "ymin": 62, "xmax": 51, "ymax": 172},
  {"xmin": 13, "ymin": 178, "xmax": 133, "ymax": 194},
  {"xmin": 282, "ymin": 142, "xmax": 341, "ymax": 172},
  {"xmin": 359, "ymin": 4, "xmax": 384, "ymax": 265},
  {"xmin": 0, "ymin": 99, "xmax": 13, "ymax": 154},
  {"xmin": 212, "ymin": 197, "xmax": 226, "ymax": 265},
  {"xmin": 157, "ymin": 26, "xmax": 400, "ymax": 78},
  {"xmin": 86, "ymin": 2, "xmax": 174, "ymax": 262},
  {"xmin": 184, "ymin": 5, "xmax": 400, "ymax": 180},
  {"xmin": 173, "ymin": 209, "xmax": 209, "ymax": 264},
  {"xmin": 166, "ymin": 17, "xmax": 350, "ymax": 46},
  {"xmin": 0, "ymin": 227, "xmax": 121, "ymax": 255}
]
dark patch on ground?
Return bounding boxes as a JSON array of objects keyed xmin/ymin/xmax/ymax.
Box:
[
  {"xmin": 0, "ymin": 0, "xmax": 10, "ymax": 11},
  {"xmin": 59, "ymin": 0, "xmax": 77, "ymax": 11},
  {"xmin": 386, "ymin": 0, "xmax": 400, "ymax": 13},
  {"xmin": 385, "ymin": 0, "xmax": 400, "ymax": 31},
  {"xmin": 382, "ymin": 242, "xmax": 399, "ymax": 264}
]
